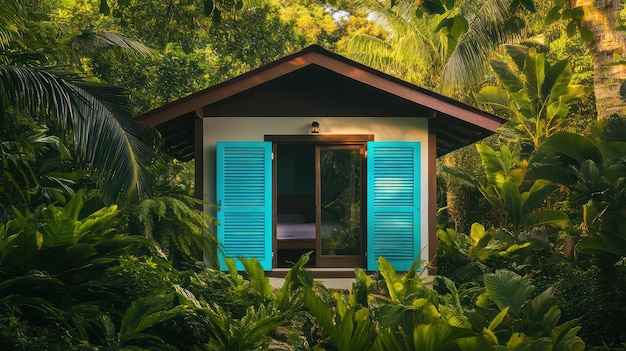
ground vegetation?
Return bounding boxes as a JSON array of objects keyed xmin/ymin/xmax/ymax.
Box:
[{"xmin": 2, "ymin": 0, "xmax": 626, "ymax": 349}]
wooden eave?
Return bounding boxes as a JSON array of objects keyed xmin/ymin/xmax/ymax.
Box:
[{"xmin": 135, "ymin": 45, "xmax": 506, "ymax": 161}]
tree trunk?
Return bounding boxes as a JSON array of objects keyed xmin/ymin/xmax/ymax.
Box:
[{"xmin": 573, "ymin": 0, "xmax": 626, "ymax": 119}]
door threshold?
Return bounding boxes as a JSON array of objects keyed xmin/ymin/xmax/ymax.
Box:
[{"xmin": 266, "ymin": 267, "xmax": 359, "ymax": 278}]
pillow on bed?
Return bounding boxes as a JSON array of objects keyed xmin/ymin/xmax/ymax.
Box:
[{"xmin": 277, "ymin": 213, "xmax": 306, "ymax": 224}]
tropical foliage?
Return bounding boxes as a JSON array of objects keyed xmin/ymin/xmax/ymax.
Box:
[
  {"xmin": 445, "ymin": 143, "xmax": 568, "ymax": 233},
  {"xmin": 0, "ymin": 0, "xmax": 159, "ymax": 205},
  {"xmin": 476, "ymin": 45, "xmax": 587, "ymax": 153},
  {"xmin": 296, "ymin": 256, "xmax": 585, "ymax": 351},
  {"xmin": 2, "ymin": 0, "xmax": 626, "ymax": 349},
  {"xmin": 344, "ymin": 0, "xmax": 530, "ymax": 94},
  {"xmin": 530, "ymin": 118, "xmax": 626, "ymax": 264}
]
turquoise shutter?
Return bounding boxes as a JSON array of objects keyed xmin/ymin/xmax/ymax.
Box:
[
  {"xmin": 367, "ymin": 142, "xmax": 421, "ymax": 271},
  {"xmin": 216, "ymin": 142, "xmax": 272, "ymax": 271}
]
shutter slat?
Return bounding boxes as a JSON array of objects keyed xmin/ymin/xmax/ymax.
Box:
[
  {"xmin": 367, "ymin": 142, "xmax": 421, "ymax": 271},
  {"xmin": 217, "ymin": 142, "xmax": 272, "ymax": 270}
]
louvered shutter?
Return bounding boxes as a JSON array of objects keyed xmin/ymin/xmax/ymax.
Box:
[
  {"xmin": 216, "ymin": 142, "xmax": 272, "ymax": 270},
  {"xmin": 367, "ymin": 142, "xmax": 421, "ymax": 271}
]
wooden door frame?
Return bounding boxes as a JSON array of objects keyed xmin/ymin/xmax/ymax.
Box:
[
  {"xmin": 265, "ymin": 134, "xmax": 374, "ymax": 269},
  {"xmin": 315, "ymin": 144, "xmax": 365, "ymax": 268}
]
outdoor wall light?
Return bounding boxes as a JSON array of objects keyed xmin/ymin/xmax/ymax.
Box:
[{"xmin": 311, "ymin": 121, "xmax": 320, "ymax": 133}]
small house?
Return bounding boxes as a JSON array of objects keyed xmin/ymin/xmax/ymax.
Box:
[{"xmin": 135, "ymin": 45, "xmax": 505, "ymax": 277}]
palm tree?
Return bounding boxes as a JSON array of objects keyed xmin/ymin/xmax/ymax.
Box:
[
  {"xmin": 570, "ymin": 0, "xmax": 626, "ymax": 120},
  {"xmin": 0, "ymin": 0, "xmax": 158, "ymax": 205},
  {"xmin": 344, "ymin": 0, "xmax": 524, "ymax": 95},
  {"xmin": 540, "ymin": 0, "xmax": 626, "ymax": 120}
]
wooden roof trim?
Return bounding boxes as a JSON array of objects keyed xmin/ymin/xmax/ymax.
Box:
[
  {"xmin": 306, "ymin": 51, "xmax": 503, "ymax": 131},
  {"xmin": 136, "ymin": 50, "xmax": 320, "ymax": 127},
  {"xmin": 135, "ymin": 45, "xmax": 505, "ymax": 132}
]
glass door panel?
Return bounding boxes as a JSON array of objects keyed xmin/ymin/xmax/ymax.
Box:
[{"xmin": 316, "ymin": 145, "xmax": 363, "ymax": 267}]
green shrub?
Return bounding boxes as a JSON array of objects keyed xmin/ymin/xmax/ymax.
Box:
[
  {"xmin": 182, "ymin": 267, "xmax": 258, "ymax": 319},
  {"xmin": 101, "ymin": 255, "xmax": 181, "ymax": 303},
  {"xmin": 0, "ymin": 313, "xmax": 77, "ymax": 351},
  {"xmin": 532, "ymin": 263, "xmax": 626, "ymax": 348}
]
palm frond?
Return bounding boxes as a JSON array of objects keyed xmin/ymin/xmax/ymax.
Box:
[
  {"xmin": 69, "ymin": 29, "xmax": 156, "ymax": 58},
  {"xmin": 346, "ymin": 34, "xmax": 395, "ymax": 71},
  {"xmin": 346, "ymin": 0, "xmax": 523, "ymax": 93},
  {"xmin": 0, "ymin": 65, "xmax": 159, "ymax": 203},
  {"xmin": 441, "ymin": 0, "xmax": 521, "ymax": 91},
  {"xmin": 242, "ymin": 0, "xmax": 265, "ymax": 7},
  {"xmin": 346, "ymin": 0, "xmax": 441, "ymax": 87},
  {"xmin": 0, "ymin": 0, "xmax": 21, "ymax": 48}
]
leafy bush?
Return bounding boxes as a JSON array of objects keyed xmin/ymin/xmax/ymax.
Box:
[
  {"xmin": 0, "ymin": 188, "xmax": 592, "ymax": 350},
  {"xmin": 101, "ymin": 255, "xmax": 181, "ymax": 303},
  {"xmin": 183, "ymin": 267, "xmax": 259, "ymax": 319},
  {"xmin": 0, "ymin": 313, "xmax": 76, "ymax": 351},
  {"xmin": 0, "ymin": 191, "xmax": 197, "ymax": 349},
  {"xmin": 532, "ymin": 263, "xmax": 626, "ymax": 349},
  {"xmin": 297, "ymin": 256, "xmax": 584, "ymax": 351},
  {"xmin": 437, "ymin": 223, "xmax": 533, "ymax": 285}
]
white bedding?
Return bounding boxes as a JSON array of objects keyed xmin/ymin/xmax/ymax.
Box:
[
  {"xmin": 276, "ymin": 213, "xmax": 341, "ymax": 241},
  {"xmin": 276, "ymin": 222, "xmax": 316, "ymax": 240}
]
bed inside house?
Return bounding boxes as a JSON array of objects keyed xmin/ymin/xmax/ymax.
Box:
[
  {"xmin": 276, "ymin": 213, "xmax": 316, "ymax": 249},
  {"xmin": 275, "ymin": 194, "xmax": 316, "ymax": 266}
]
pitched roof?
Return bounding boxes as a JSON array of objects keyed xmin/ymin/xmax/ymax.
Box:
[{"xmin": 135, "ymin": 45, "xmax": 505, "ymax": 161}]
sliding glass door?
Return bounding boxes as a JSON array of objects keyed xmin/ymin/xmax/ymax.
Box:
[{"xmin": 316, "ymin": 145, "xmax": 364, "ymax": 267}]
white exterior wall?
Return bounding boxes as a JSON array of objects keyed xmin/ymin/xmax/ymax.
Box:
[{"xmin": 202, "ymin": 116, "xmax": 431, "ymax": 266}]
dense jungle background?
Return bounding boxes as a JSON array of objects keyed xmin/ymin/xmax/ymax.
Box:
[{"xmin": 1, "ymin": 0, "xmax": 626, "ymax": 349}]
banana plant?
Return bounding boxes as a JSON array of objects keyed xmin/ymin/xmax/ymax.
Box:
[
  {"xmin": 529, "ymin": 118, "xmax": 626, "ymax": 264},
  {"xmin": 476, "ymin": 45, "xmax": 586, "ymax": 152},
  {"xmin": 445, "ymin": 143, "xmax": 568, "ymax": 235}
]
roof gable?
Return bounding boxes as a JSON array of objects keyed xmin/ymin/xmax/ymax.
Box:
[
  {"xmin": 203, "ymin": 64, "xmax": 433, "ymax": 117},
  {"xmin": 135, "ymin": 45, "xmax": 505, "ymax": 160}
]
